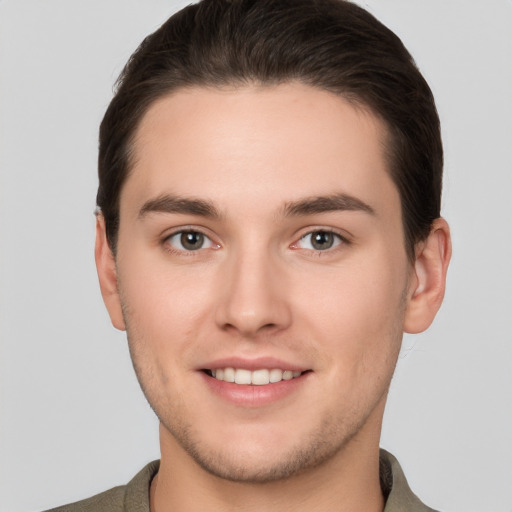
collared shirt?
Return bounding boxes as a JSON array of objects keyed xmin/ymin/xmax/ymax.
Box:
[{"xmin": 46, "ymin": 449, "xmax": 438, "ymax": 512}]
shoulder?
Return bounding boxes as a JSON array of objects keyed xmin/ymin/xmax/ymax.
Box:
[
  {"xmin": 44, "ymin": 486, "xmax": 126, "ymax": 512},
  {"xmin": 380, "ymin": 449, "xmax": 440, "ymax": 512},
  {"xmin": 43, "ymin": 460, "xmax": 160, "ymax": 512}
]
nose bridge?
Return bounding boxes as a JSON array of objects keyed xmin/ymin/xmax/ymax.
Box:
[{"xmin": 215, "ymin": 239, "xmax": 291, "ymax": 336}]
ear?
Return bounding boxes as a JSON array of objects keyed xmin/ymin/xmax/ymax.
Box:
[
  {"xmin": 95, "ymin": 214, "xmax": 126, "ymax": 331},
  {"xmin": 403, "ymin": 218, "xmax": 452, "ymax": 334}
]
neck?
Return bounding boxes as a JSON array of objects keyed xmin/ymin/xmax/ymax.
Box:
[{"xmin": 150, "ymin": 426, "xmax": 385, "ymax": 512}]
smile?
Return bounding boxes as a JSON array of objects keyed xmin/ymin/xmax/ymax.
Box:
[{"xmin": 206, "ymin": 368, "xmax": 303, "ymax": 385}]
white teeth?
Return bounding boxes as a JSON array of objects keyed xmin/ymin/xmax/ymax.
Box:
[
  {"xmin": 269, "ymin": 369, "xmax": 283, "ymax": 383},
  {"xmin": 234, "ymin": 369, "xmax": 252, "ymax": 385},
  {"xmin": 251, "ymin": 369, "xmax": 270, "ymax": 385},
  {"xmin": 211, "ymin": 367, "xmax": 303, "ymax": 385},
  {"xmin": 224, "ymin": 367, "xmax": 235, "ymax": 382}
]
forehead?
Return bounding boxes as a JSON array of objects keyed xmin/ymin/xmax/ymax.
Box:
[{"xmin": 123, "ymin": 83, "xmax": 398, "ymax": 219}]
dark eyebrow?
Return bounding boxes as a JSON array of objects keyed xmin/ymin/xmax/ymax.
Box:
[
  {"xmin": 282, "ymin": 193, "xmax": 376, "ymax": 217},
  {"xmin": 138, "ymin": 194, "xmax": 221, "ymax": 219}
]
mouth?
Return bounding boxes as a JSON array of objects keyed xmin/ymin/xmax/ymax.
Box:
[{"xmin": 203, "ymin": 368, "xmax": 308, "ymax": 385}]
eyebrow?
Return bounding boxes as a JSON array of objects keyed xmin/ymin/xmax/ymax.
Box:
[
  {"xmin": 138, "ymin": 194, "xmax": 221, "ymax": 219},
  {"xmin": 282, "ymin": 193, "xmax": 375, "ymax": 217},
  {"xmin": 138, "ymin": 192, "xmax": 375, "ymax": 220}
]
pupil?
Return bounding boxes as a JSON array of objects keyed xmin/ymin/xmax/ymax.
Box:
[
  {"xmin": 312, "ymin": 231, "xmax": 333, "ymax": 250},
  {"xmin": 181, "ymin": 231, "xmax": 204, "ymax": 250}
]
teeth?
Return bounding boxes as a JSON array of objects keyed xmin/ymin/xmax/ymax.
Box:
[
  {"xmin": 224, "ymin": 367, "xmax": 235, "ymax": 382},
  {"xmin": 210, "ymin": 367, "xmax": 303, "ymax": 385},
  {"xmin": 269, "ymin": 369, "xmax": 283, "ymax": 383},
  {"xmin": 251, "ymin": 369, "xmax": 269, "ymax": 385},
  {"xmin": 234, "ymin": 369, "xmax": 252, "ymax": 385}
]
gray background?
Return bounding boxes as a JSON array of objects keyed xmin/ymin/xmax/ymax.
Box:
[{"xmin": 1, "ymin": 1, "xmax": 511, "ymax": 511}]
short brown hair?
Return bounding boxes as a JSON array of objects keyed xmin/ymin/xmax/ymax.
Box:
[{"xmin": 98, "ymin": 0, "xmax": 442, "ymax": 260}]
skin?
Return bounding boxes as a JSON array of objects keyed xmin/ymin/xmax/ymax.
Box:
[{"xmin": 96, "ymin": 83, "xmax": 451, "ymax": 512}]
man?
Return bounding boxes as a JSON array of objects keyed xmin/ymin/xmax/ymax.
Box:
[{"xmin": 50, "ymin": 0, "xmax": 451, "ymax": 510}]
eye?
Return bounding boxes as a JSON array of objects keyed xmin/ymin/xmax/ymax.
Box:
[
  {"xmin": 296, "ymin": 230, "xmax": 344, "ymax": 251},
  {"xmin": 165, "ymin": 230, "xmax": 216, "ymax": 252}
]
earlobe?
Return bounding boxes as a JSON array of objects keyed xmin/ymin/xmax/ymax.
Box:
[
  {"xmin": 95, "ymin": 215, "xmax": 126, "ymax": 331},
  {"xmin": 403, "ymin": 218, "xmax": 452, "ymax": 334}
]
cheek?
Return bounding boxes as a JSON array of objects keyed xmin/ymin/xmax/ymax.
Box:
[
  {"xmin": 116, "ymin": 254, "xmax": 228, "ymax": 392},
  {"xmin": 297, "ymin": 254, "xmax": 408, "ymax": 368},
  {"xmin": 116, "ymin": 262, "xmax": 192, "ymax": 365},
  {"xmin": 119, "ymin": 251, "xmax": 211, "ymax": 321},
  {"xmin": 304, "ymin": 267, "xmax": 406, "ymax": 416},
  {"xmin": 118, "ymin": 263, "xmax": 205, "ymax": 404}
]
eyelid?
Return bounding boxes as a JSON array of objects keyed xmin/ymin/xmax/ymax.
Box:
[
  {"xmin": 290, "ymin": 227, "xmax": 351, "ymax": 251},
  {"xmin": 162, "ymin": 226, "xmax": 221, "ymax": 254}
]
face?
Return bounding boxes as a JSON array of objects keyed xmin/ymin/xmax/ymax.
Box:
[{"xmin": 100, "ymin": 83, "xmax": 417, "ymax": 482}]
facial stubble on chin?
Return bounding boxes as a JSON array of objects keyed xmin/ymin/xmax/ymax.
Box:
[{"xmin": 119, "ymin": 279, "xmax": 408, "ymax": 484}]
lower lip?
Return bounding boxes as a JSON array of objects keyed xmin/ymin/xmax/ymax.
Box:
[{"xmin": 200, "ymin": 371, "xmax": 310, "ymax": 408}]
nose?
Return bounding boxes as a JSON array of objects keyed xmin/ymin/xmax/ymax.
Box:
[{"xmin": 214, "ymin": 248, "xmax": 292, "ymax": 338}]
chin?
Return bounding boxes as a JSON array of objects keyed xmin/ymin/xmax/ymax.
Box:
[
  {"xmin": 162, "ymin": 414, "xmax": 358, "ymax": 483},
  {"xmin": 183, "ymin": 442, "xmax": 333, "ymax": 483}
]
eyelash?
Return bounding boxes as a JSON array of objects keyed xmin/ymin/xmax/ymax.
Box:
[
  {"xmin": 162, "ymin": 228, "xmax": 218, "ymax": 256},
  {"xmin": 291, "ymin": 229, "xmax": 350, "ymax": 254},
  {"xmin": 161, "ymin": 228, "xmax": 350, "ymax": 256}
]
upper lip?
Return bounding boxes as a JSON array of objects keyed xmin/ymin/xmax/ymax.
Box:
[{"xmin": 199, "ymin": 356, "xmax": 309, "ymax": 372}]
